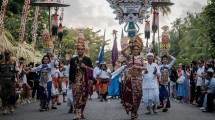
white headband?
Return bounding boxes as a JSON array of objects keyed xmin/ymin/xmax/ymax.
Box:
[{"xmin": 147, "ymin": 52, "xmax": 154, "ymax": 57}]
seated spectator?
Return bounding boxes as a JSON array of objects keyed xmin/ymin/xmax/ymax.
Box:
[{"xmin": 201, "ymin": 71, "xmax": 215, "ymax": 112}]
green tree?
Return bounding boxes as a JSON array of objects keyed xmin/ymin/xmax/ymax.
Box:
[
  {"xmin": 201, "ymin": 0, "xmax": 215, "ymax": 58},
  {"xmin": 60, "ymin": 28, "xmax": 109, "ymax": 64},
  {"xmin": 159, "ymin": 0, "xmax": 172, "ymax": 16},
  {"xmin": 4, "ymin": 0, "xmax": 48, "ymax": 44},
  {"xmin": 169, "ymin": 12, "xmax": 212, "ymax": 61}
]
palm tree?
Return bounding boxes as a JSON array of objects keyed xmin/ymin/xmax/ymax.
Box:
[
  {"xmin": 177, "ymin": 13, "xmax": 211, "ymax": 60},
  {"xmin": 159, "ymin": 0, "xmax": 172, "ymax": 16}
]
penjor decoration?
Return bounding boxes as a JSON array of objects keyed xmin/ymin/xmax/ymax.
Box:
[
  {"xmin": 0, "ymin": 0, "xmax": 8, "ymax": 30},
  {"xmin": 0, "ymin": 0, "xmax": 16, "ymax": 53},
  {"xmin": 32, "ymin": 6, "xmax": 40, "ymax": 52},
  {"xmin": 17, "ymin": 0, "xmax": 35, "ymax": 63},
  {"xmin": 19, "ymin": 0, "xmax": 30, "ymax": 45},
  {"xmin": 160, "ymin": 25, "xmax": 170, "ymax": 54}
]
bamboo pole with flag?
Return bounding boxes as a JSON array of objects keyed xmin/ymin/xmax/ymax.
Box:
[
  {"xmin": 112, "ymin": 30, "xmax": 118, "ymax": 71},
  {"xmin": 98, "ymin": 29, "xmax": 106, "ymax": 64}
]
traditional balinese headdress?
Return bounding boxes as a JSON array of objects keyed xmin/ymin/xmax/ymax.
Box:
[
  {"xmin": 76, "ymin": 29, "xmax": 85, "ymax": 49},
  {"xmin": 129, "ymin": 35, "xmax": 144, "ymax": 51}
]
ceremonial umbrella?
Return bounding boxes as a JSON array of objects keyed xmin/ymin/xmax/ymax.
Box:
[
  {"xmin": 151, "ymin": 1, "xmax": 174, "ymax": 7},
  {"xmin": 151, "ymin": 1, "xmax": 174, "ymax": 55},
  {"xmin": 30, "ymin": 1, "xmax": 70, "ymax": 33}
]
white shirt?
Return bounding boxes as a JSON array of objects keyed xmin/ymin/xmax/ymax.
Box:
[
  {"xmin": 196, "ymin": 66, "xmax": 205, "ymax": 86},
  {"xmin": 157, "ymin": 55, "xmax": 176, "ymax": 68},
  {"xmin": 65, "ymin": 65, "xmax": 70, "ymax": 77},
  {"xmin": 97, "ymin": 68, "xmax": 111, "ymax": 79},
  {"xmin": 51, "ymin": 68, "xmax": 60, "ymax": 77},
  {"xmin": 59, "ymin": 66, "xmax": 67, "ymax": 78},
  {"xmin": 31, "ymin": 64, "xmax": 52, "ymax": 82},
  {"xmin": 143, "ymin": 62, "xmax": 160, "ymax": 89},
  {"xmin": 208, "ymin": 68, "xmax": 214, "ymax": 73},
  {"xmin": 111, "ymin": 65, "xmax": 127, "ymax": 82},
  {"xmin": 93, "ymin": 67, "xmax": 100, "ymax": 79}
]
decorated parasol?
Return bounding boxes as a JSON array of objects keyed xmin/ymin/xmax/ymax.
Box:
[
  {"xmin": 30, "ymin": 0, "xmax": 69, "ymax": 54},
  {"xmin": 151, "ymin": 0, "xmax": 174, "ymax": 55},
  {"xmin": 30, "ymin": 0, "xmax": 70, "ymax": 33}
]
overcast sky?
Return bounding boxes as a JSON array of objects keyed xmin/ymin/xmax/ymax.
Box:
[{"xmin": 62, "ymin": 0, "xmax": 208, "ymax": 49}]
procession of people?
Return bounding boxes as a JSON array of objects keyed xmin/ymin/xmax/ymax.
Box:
[
  {"xmin": 0, "ymin": 1, "xmax": 215, "ymax": 120},
  {"xmin": 1, "ymin": 32, "xmax": 214, "ymax": 120}
]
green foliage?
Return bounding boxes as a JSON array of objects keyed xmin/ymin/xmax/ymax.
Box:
[
  {"xmin": 60, "ymin": 28, "xmax": 110, "ymax": 64},
  {"xmin": 201, "ymin": 0, "xmax": 215, "ymax": 58},
  {"xmin": 4, "ymin": 1, "xmax": 48, "ymax": 44},
  {"xmin": 159, "ymin": 0, "xmax": 172, "ymax": 16},
  {"xmin": 169, "ymin": 6, "xmax": 215, "ymax": 61}
]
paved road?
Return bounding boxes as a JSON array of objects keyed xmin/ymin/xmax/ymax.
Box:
[{"xmin": 0, "ymin": 96, "xmax": 215, "ymax": 120}]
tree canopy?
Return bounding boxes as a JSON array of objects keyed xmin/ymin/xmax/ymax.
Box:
[{"xmin": 169, "ymin": 1, "xmax": 215, "ymax": 63}]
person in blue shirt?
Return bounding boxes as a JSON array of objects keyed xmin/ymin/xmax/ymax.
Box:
[{"xmin": 202, "ymin": 71, "xmax": 215, "ymax": 112}]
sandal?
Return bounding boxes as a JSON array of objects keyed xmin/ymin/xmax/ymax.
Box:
[
  {"xmin": 131, "ymin": 112, "xmax": 135, "ymax": 120},
  {"xmin": 152, "ymin": 105, "xmax": 157, "ymax": 114},
  {"xmin": 39, "ymin": 108, "xmax": 45, "ymax": 112},
  {"xmin": 162, "ymin": 108, "xmax": 168, "ymax": 112},
  {"xmin": 73, "ymin": 116, "xmax": 79, "ymax": 120},
  {"xmin": 145, "ymin": 111, "xmax": 151, "ymax": 114},
  {"xmin": 134, "ymin": 112, "xmax": 138, "ymax": 118},
  {"xmin": 80, "ymin": 114, "xmax": 86, "ymax": 119}
]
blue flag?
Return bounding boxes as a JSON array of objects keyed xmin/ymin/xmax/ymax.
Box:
[
  {"xmin": 98, "ymin": 29, "xmax": 106, "ymax": 64},
  {"xmin": 98, "ymin": 43, "xmax": 105, "ymax": 64}
]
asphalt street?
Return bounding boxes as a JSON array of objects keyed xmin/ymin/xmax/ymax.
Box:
[{"xmin": 0, "ymin": 96, "xmax": 215, "ymax": 120}]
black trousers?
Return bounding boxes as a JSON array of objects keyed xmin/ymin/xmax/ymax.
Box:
[
  {"xmin": 195, "ymin": 86, "xmax": 201, "ymax": 104},
  {"xmin": 206, "ymin": 93, "xmax": 215, "ymax": 112},
  {"xmin": 0, "ymin": 80, "xmax": 16, "ymax": 107},
  {"xmin": 32, "ymin": 80, "xmax": 40, "ymax": 100},
  {"xmin": 190, "ymin": 84, "xmax": 196, "ymax": 103}
]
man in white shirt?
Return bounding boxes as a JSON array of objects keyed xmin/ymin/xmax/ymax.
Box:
[
  {"xmin": 142, "ymin": 53, "xmax": 160, "ymax": 114},
  {"xmin": 195, "ymin": 60, "xmax": 205, "ymax": 106},
  {"xmin": 96, "ymin": 62, "xmax": 111, "ymax": 102}
]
